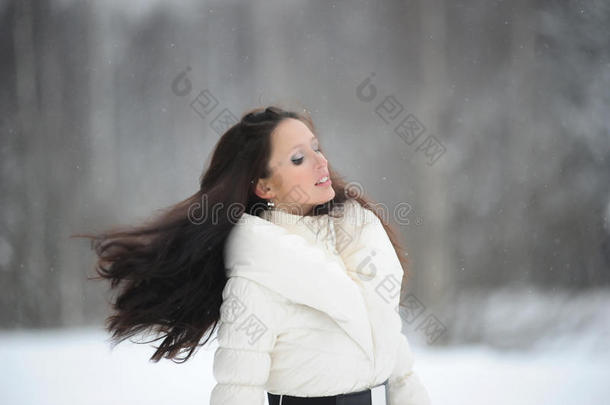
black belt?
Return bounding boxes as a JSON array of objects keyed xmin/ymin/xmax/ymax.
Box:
[{"xmin": 267, "ymin": 379, "xmax": 388, "ymax": 405}]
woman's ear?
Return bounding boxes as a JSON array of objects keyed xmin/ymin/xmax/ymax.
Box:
[{"xmin": 255, "ymin": 179, "xmax": 273, "ymax": 200}]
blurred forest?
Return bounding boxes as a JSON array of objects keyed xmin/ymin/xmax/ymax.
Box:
[{"xmin": 0, "ymin": 0, "xmax": 609, "ymax": 350}]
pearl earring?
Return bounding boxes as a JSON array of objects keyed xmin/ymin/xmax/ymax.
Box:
[{"xmin": 267, "ymin": 200, "xmax": 275, "ymax": 208}]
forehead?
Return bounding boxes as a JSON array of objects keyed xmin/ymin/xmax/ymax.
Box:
[{"xmin": 270, "ymin": 118, "xmax": 316, "ymax": 154}]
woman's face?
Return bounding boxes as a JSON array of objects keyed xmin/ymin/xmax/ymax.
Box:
[{"xmin": 255, "ymin": 118, "xmax": 335, "ymax": 215}]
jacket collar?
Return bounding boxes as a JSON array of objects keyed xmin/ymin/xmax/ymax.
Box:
[
  {"xmin": 260, "ymin": 208, "xmax": 340, "ymax": 256},
  {"xmin": 223, "ymin": 209, "xmax": 374, "ymax": 361}
]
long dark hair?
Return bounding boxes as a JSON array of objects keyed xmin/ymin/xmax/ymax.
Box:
[{"xmin": 71, "ymin": 105, "xmax": 411, "ymax": 363}]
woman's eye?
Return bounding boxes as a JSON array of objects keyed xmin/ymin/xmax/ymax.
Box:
[{"xmin": 291, "ymin": 147, "xmax": 321, "ymax": 165}]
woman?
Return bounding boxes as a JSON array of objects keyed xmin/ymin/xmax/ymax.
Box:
[{"xmin": 77, "ymin": 106, "xmax": 431, "ymax": 405}]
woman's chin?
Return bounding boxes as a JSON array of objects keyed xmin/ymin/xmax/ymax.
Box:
[{"xmin": 316, "ymin": 189, "xmax": 335, "ymax": 205}]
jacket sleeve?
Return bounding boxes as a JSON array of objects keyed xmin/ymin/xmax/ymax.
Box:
[
  {"xmin": 339, "ymin": 199, "xmax": 432, "ymax": 405},
  {"xmin": 387, "ymin": 333, "xmax": 432, "ymax": 405},
  {"xmin": 209, "ymin": 276, "xmax": 280, "ymax": 405}
]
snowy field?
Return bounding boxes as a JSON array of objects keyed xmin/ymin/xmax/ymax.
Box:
[{"xmin": 1, "ymin": 326, "xmax": 608, "ymax": 405}]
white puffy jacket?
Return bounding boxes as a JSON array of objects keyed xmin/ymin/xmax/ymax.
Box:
[{"xmin": 210, "ymin": 198, "xmax": 431, "ymax": 405}]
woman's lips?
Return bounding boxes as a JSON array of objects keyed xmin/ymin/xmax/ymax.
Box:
[{"xmin": 315, "ymin": 178, "xmax": 331, "ymax": 187}]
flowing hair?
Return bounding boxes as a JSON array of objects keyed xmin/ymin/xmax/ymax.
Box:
[{"xmin": 71, "ymin": 105, "xmax": 411, "ymax": 363}]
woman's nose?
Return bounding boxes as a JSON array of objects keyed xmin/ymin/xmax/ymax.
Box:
[{"xmin": 315, "ymin": 152, "xmax": 328, "ymax": 166}]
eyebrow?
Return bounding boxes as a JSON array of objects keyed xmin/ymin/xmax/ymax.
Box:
[{"xmin": 290, "ymin": 136, "xmax": 318, "ymax": 152}]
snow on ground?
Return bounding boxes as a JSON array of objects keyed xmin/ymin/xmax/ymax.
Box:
[{"xmin": 0, "ymin": 326, "xmax": 608, "ymax": 405}]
